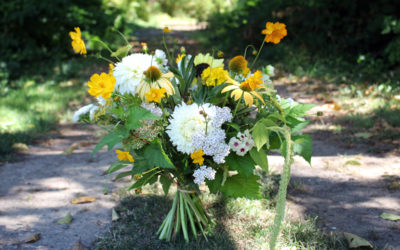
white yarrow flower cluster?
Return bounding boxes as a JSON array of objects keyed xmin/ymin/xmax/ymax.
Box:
[
  {"xmin": 229, "ymin": 130, "xmax": 255, "ymax": 156},
  {"xmin": 193, "ymin": 166, "xmax": 216, "ymax": 185},
  {"xmin": 167, "ymin": 103, "xmax": 232, "ymax": 161},
  {"xmin": 72, "ymin": 104, "xmax": 98, "ymax": 122},
  {"xmin": 113, "ymin": 53, "xmax": 164, "ymax": 95}
]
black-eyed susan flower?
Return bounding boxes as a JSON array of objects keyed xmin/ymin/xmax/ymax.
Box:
[
  {"xmin": 88, "ymin": 72, "xmax": 116, "ymax": 100},
  {"xmin": 116, "ymin": 150, "xmax": 134, "ymax": 162},
  {"xmin": 190, "ymin": 149, "xmax": 205, "ymax": 165},
  {"xmin": 69, "ymin": 27, "xmax": 86, "ymax": 54},
  {"xmin": 145, "ymin": 88, "xmax": 167, "ymax": 103},
  {"xmin": 262, "ymin": 22, "xmax": 287, "ymax": 44},
  {"xmin": 221, "ymin": 70, "xmax": 265, "ymax": 107},
  {"xmin": 193, "ymin": 53, "xmax": 224, "ymax": 77}
]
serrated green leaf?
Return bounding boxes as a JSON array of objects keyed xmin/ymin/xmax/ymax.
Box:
[
  {"xmin": 143, "ymin": 139, "xmax": 175, "ymax": 169},
  {"xmin": 106, "ymin": 161, "xmax": 130, "ymax": 174},
  {"xmin": 128, "ymin": 169, "xmax": 159, "ymax": 190},
  {"xmin": 220, "ymin": 174, "xmax": 261, "ymax": 199},
  {"xmin": 249, "ymin": 148, "xmax": 269, "ymax": 173},
  {"xmin": 126, "ymin": 106, "xmax": 161, "ymax": 130},
  {"xmin": 291, "ymin": 120, "xmax": 310, "ymax": 133},
  {"xmin": 293, "ymin": 134, "xmax": 313, "ymax": 164},
  {"xmin": 205, "ymin": 168, "xmax": 224, "ymax": 193},
  {"xmin": 252, "ymin": 122, "xmax": 269, "ymax": 150},
  {"xmin": 91, "ymin": 128, "xmax": 129, "ymax": 156},
  {"xmin": 225, "ymin": 153, "xmax": 255, "ymax": 177},
  {"xmin": 289, "ymin": 103, "xmax": 315, "ymax": 117},
  {"xmin": 160, "ymin": 175, "xmax": 173, "ymax": 195}
]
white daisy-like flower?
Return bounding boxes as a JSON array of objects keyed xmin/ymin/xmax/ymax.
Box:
[
  {"xmin": 166, "ymin": 103, "xmax": 209, "ymax": 154},
  {"xmin": 113, "ymin": 53, "xmax": 162, "ymax": 95},
  {"xmin": 193, "ymin": 165, "xmax": 216, "ymax": 185},
  {"xmin": 72, "ymin": 104, "xmax": 98, "ymax": 122}
]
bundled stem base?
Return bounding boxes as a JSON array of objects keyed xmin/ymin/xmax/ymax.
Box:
[{"xmin": 157, "ymin": 190, "xmax": 212, "ymax": 242}]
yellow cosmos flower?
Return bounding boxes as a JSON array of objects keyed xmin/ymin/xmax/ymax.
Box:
[
  {"xmin": 201, "ymin": 67, "xmax": 234, "ymax": 87},
  {"xmin": 116, "ymin": 150, "xmax": 134, "ymax": 162},
  {"xmin": 145, "ymin": 88, "xmax": 166, "ymax": 103},
  {"xmin": 176, "ymin": 54, "xmax": 185, "ymax": 64},
  {"xmin": 69, "ymin": 27, "xmax": 86, "ymax": 54},
  {"xmin": 163, "ymin": 27, "xmax": 171, "ymax": 33},
  {"xmin": 229, "ymin": 55, "xmax": 250, "ymax": 75},
  {"xmin": 190, "ymin": 149, "xmax": 205, "ymax": 165},
  {"xmin": 136, "ymin": 66, "xmax": 175, "ymax": 100},
  {"xmin": 88, "ymin": 72, "xmax": 116, "ymax": 100},
  {"xmin": 262, "ymin": 22, "xmax": 287, "ymax": 44},
  {"xmin": 221, "ymin": 70, "xmax": 265, "ymax": 107}
]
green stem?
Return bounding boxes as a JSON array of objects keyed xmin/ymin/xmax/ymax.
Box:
[
  {"xmin": 243, "ymin": 44, "xmax": 257, "ymax": 59},
  {"xmin": 93, "ymin": 38, "xmax": 120, "ymax": 61},
  {"xmin": 162, "ymin": 34, "xmax": 173, "ymax": 64},
  {"xmin": 250, "ymin": 39, "xmax": 266, "ymax": 69},
  {"xmin": 113, "ymin": 28, "xmax": 130, "ymax": 46},
  {"xmin": 232, "ymin": 92, "xmax": 244, "ymax": 119},
  {"xmin": 269, "ymin": 126, "xmax": 293, "ymax": 250}
]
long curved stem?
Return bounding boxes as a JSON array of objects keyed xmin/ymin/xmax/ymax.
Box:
[{"xmin": 250, "ymin": 39, "xmax": 266, "ymax": 69}]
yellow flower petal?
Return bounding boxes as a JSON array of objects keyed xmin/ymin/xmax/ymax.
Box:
[{"xmin": 243, "ymin": 92, "xmax": 254, "ymax": 107}]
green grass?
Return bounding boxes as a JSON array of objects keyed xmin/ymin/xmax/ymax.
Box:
[
  {"xmin": 96, "ymin": 175, "xmax": 346, "ymax": 250},
  {"xmin": 0, "ymin": 58, "xmax": 95, "ymax": 160}
]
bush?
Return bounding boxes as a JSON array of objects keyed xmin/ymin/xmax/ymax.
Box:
[
  {"xmin": 207, "ymin": 0, "xmax": 400, "ymax": 74},
  {"xmin": 0, "ymin": 0, "xmax": 118, "ymax": 83}
]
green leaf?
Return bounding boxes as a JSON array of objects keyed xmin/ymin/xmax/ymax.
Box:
[
  {"xmin": 249, "ymin": 148, "xmax": 269, "ymax": 173},
  {"xmin": 289, "ymin": 103, "xmax": 315, "ymax": 117},
  {"xmin": 381, "ymin": 212, "xmax": 400, "ymax": 221},
  {"xmin": 111, "ymin": 44, "xmax": 132, "ymax": 58},
  {"xmin": 114, "ymin": 171, "xmax": 132, "ymax": 180},
  {"xmin": 220, "ymin": 174, "xmax": 261, "ymax": 199},
  {"xmin": 160, "ymin": 175, "xmax": 173, "ymax": 195},
  {"xmin": 205, "ymin": 168, "xmax": 224, "ymax": 193},
  {"xmin": 252, "ymin": 122, "xmax": 269, "ymax": 150},
  {"xmin": 143, "ymin": 139, "xmax": 175, "ymax": 169},
  {"xmin": 91, "ymin": 128, "xmax": 129, "ymax": 156},
  {"xmin": 293, "ymin": 134, "xmax": 313, "ymax": 164},
  {"xmin": 126, "ymin": 106, "xmax": 161, "ymax": 130},
  {"xmin": 57, "ymin": 212, "xmax": 73, "ymax": 224},
  {"xmin": 106, "ymin": 161, "xmax": 130, "ymax": 174},
  {"xmin": 131, "ymin": 157, "xmax": 153, "ymax": 175},
  {"xmin": 225, "ymin": 153, "xmax": 255, "ymax": 178},
  {"xmin": 226, "ymin": 122, "xmax": 241, "ymax": 132},
  {"xmin": 128, "ymin": 169, "xmax": 159, "ymax": 190},
  {"xmin": 291, "ymin": 120, "xmax": 310, "ymax": 133}
]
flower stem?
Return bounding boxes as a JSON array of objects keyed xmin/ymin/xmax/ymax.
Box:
[
  {"xmin": 162, "ymin": 34, "xmax": 173, "ymax": 64},
  {"xmin": 250, "ymin": 39, "xmax": 266, "ymax": 69},
  {"xmin": 232, "ymin": 92, "xmax": 244, "ymax": 119},
  {"xmin": 243, "ymin": 44, "xmax": 257, "ymax": 59}
]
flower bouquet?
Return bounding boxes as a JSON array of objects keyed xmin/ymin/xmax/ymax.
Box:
[{"xmin": 70, "ymin": 22, "xmax": 313, "ymax": 249}]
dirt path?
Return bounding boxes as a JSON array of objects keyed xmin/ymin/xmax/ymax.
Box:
[
  {"xmin": 272, "ymin": 80, "xmax": 400, "ymax": 249},
  {"xmin": 0, "ymin": 124, "xmax": 126, "ymax": 250}
]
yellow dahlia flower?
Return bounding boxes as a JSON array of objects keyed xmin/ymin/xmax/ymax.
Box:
[
  {"xmin": 88, "ymin": 72, "xmax": 116, "ymax": 100},
  {"xmin": 163, "ymin": 27, "xmax": 171, "ymax": 33},
  {"xmin": 262, "ymin": 22, "xmax": 287, "ymax": 44},
  {"xmin": 136, "ymin": 66, "xmax": 174, "ymax": 100},
  {"xmin": 69, "ymin": 27, "xmax": 86, "ymax": 55},
  {"xmin": 201, "ymin": 67, "xmax": 234, "ymax": 87},
  {"xmin": 221, "ymin": 70, "xmax": 265, "ymax": 107},
  {"xmin": 145, "ymin": 88, "xmax": 166, "ymax": 103},
  {"xmin": 190, "ymin": 149, "xmax": 205, "ymax": 165}
]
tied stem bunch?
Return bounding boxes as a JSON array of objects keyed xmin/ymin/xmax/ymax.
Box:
[{"xmin": 70, "ymin": 23, "xmax": 312, "ymax": 250}]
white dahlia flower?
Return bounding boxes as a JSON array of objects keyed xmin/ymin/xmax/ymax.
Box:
[
  {"xmin": 113, "ymin": 53, "xmax": 163, "ymax": 95},
  {"xmin": 166, "ymin": 103, "xmax": 210, "ymax": 154}
]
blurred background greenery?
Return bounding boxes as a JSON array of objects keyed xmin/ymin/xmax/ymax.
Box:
[{"xmin": 1, "ymin": 0, "xmax": 399, "ymax": 159}]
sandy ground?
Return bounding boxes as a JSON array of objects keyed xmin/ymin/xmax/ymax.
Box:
[{"xmin": 0, "ymin": 124, "xmax": 126, "ymax": 250}]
